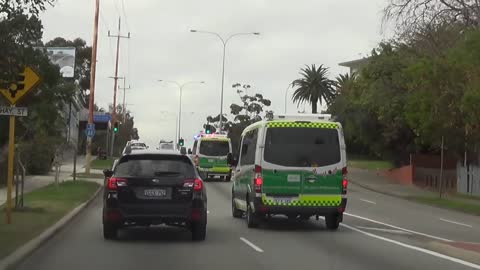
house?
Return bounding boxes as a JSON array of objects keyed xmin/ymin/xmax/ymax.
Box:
[{"xmin": 338, "ymin": 57, "xmax": 370, "ymax": 76}]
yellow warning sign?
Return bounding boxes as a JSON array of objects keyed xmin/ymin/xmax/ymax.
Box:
[{"xmin": 0, "ymin": 67, "xmax": 41, "ymax": 105}]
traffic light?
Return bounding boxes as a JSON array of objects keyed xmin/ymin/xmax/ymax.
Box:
[
  {"xmin": 178, "ymin": 138, "xmax": 185, "ymax": 147},
  {"xmin": 205, "ymin": 124, "xmax": 212, "ymax": 134},
  {"xmin": 113, "ymin": 122, "xmax": 119, "ymax": 133}
]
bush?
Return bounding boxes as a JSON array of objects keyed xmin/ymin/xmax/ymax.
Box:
[{"xmin": 18, "ymin": 135, "xmax": 58, "ymax": 175}]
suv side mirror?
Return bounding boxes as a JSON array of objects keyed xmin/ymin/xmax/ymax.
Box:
[
  {"xmin": 103, "ymin": 169, "xmax": 113, "ymax": 178},
  {"xmin": 188, "ymin": 148, "xmax": 192, "ymax": 155}
]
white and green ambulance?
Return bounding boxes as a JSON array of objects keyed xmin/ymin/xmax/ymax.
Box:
[
  {"xmin": 192, "ymin": 133, "xmax": 233, "ymax": 181},
  {"xmin": 230, "ymin": 114, "xmax": 348, "ymax": 230}
]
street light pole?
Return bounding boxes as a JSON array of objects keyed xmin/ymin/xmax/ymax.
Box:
[
  {"xmin": 284, "ymin": 83, "xmax": 292, "ymax": 114},
  {"xmin": 158, "ymin": 80, "xmax": 205, "ymax": 143},
  {"xmin": 190, "ymin": 30, "xmax": 260, "ymax": 132}
]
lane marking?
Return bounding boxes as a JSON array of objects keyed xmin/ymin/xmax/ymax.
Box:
[
  {"xmin": 240, "ymin": 237, "xmax": 264, "ymax": 253},
  {"xmin": 355, "ymin": 226, "xmax": 413, "ymax": 235},
  {"xmin": 359, "ymin": 198, "xmax": 376, "ymax": 204},
  {"xmin": 344, "ymin": 212, "xmax": 453, "ymax": 242},
  {"xmin": 439, "ymin": 218, "xmax": 472, "ymax": 228},
  {"xmin": 342, "ymin": 223, "xmax": 480, "ymax": 269}
]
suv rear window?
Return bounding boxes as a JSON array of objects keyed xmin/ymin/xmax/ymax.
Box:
[
  {"xmin": 115, "ymin": 155, "xmax": 195, "ymax": 178},
  {"xmin": 199, "ymin": 140, "xmax": 229, "ymax": 156},
  {"xmin": 264, "ymin": 127, "xmax": 340, "ymax": 167}
]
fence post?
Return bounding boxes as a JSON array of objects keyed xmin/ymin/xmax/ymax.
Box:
[{"xmin": 439, "ymin": 136, "xmax": 445, "ymax": 198}]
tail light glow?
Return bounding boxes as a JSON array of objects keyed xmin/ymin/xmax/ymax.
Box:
[
  {"xmin": 184, "ymin": 178, "xmax": 203, "ymax": 191},
  {"xmin": 107, "ymin": 177, "xmax": 128, "ymax": 190},
  {"xmin": 254, "ymin": 165, "xmax": 263, "ymax": 193}
]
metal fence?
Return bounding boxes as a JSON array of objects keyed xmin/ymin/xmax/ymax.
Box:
[{"xmin": 457, "ymin": 162, "xmax": 480, "ymax": 195}]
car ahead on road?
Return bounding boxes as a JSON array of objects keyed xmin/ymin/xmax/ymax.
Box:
[
  {"xmin": 192, "ymin": 133, "xmax": 232, "ymax": 181},
  {"xmin": 230, "ymin": 114, "xmax": 348, "ymax": 230},
  {"xmin": 102, "ymin": 149, "xmax": 207, "ymax": 241},
  {"xmin": 158, "ymin": 142, "xmax": 176, "ymax": 151},
  {"xmin": 122, "ymin": 141, "xmax": 148, "ymax": 155}
]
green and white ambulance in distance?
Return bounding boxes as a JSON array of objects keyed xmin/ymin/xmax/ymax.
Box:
[
  {"xmin": 229, "ymin": 114, "xmax": 348, "ymax": 230},
  {"xmin": 193, "ymin": 133, "xmax": 233, "ymax": 181}
]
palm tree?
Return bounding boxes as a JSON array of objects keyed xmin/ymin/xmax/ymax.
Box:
[
  {"xmin": 335, "ymin": 72, "xmax": 356, "ymax": 95},
  {"xmin": 291, "ymin": 64, "xmax": 335, "ymax": 114}
]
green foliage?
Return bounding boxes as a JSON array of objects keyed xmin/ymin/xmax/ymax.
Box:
[
  {"xmin": 291, "ymin": 64, "xmax": 336, "ymax": 113},
  {"xmin": 330, "ymin": 27, "xmax": 480, "ymax": 164},
  {"xmin": 206, "ymin": 83, "xmax": 273, "ymax": 154}
]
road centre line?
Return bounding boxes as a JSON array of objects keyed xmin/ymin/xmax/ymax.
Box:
[
  {"xmin": 240, "ymin": 237, "xmax": 264, "ymax": 253},
  {"xmin": 341, "ymin": 223, "xmax": 480, "ymax": 269},
  {"xmin": 355, "ymin": 226, "xmax": 413, "ymax": 235},
  {"xmin": 439, "ymin": 218, "xmax": 472, "ymax": 228},
  {"xmin": 344, "ymin": 212, "xmax": 453, "ymax": 242},
  {"xmin": 359, "ymin": 198, "xmax": 376, "ymax": 204}
]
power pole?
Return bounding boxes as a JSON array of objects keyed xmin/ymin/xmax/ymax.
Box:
[
  {"xmin": 119, "ymin": 79, "xmax": 131, "ymax": 123},
  {"xmin": 108, "ymin": 17, "xmax": 130, "ymax": 158},
  {"xmin": 85, "ymin": 0, "xmax": 100, "ymax": 174}
]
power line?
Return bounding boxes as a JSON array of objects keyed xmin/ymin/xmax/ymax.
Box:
[{"xmin": 112, "ymin": 0, "xmax": 121, "ymax": 17}]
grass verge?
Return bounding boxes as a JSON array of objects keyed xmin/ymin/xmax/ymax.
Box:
[
  {"xmin": 90, "ymin": 158, "xmax": 115, "ymax": 170},
  {"xmin": 74, "ymin": 172, "xmax": 104, "ymax": 179},
  {"xmin": 408, "ymin": 196, "xmax": 480, "ymax": 216},
  {"xmin": 0, "ymin": 180, "xmax": 100, "ymax": 259}
]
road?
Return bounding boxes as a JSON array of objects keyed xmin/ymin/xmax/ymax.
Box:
[{"xmin": 14, "ymin": 181, "xmax": 480, "ymax": 270}]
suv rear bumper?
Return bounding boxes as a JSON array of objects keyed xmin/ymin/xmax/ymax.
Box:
[
  {"xmin": 253, "ymin": 198, "xmax": 347, "ymax": 216},
  {"xmin": 103, "ymin": 201, "xmax": 206, "ymax": 226}
]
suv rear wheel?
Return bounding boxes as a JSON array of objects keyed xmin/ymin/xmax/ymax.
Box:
[
  {"xmin": 191, "ymin": 220, "xmax": 207, "ymax": 241},
  {"xmin": 103, "ymin": 224, "xmax": 118, "ymax": 240}
]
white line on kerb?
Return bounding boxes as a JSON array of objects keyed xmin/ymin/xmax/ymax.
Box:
[
  {"xmin": 355, "ymin": 226, "xmax": 412, "ymax": 235},
  {"xmin": 439, "ymin": 218, "xmax": 473, "ymax": 228},
  {"xmin": 359, "ymin": 198, "xmax": 377, "ymax": 204},
  {"xmin": 240, "ymin": 237, "xmax": 264, "ymax": 253},
  {"xmin": 344, "ymin": 212, "xmax": 453, "ymax": 242},
  {"xmin": 342, "ymin": 223, "xmax": 480, "ymax": 269}
]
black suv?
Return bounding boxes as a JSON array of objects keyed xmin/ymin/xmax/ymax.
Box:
[{"xmin": 102, "ymin": 150, "xmax": 207, "ymax": 241}]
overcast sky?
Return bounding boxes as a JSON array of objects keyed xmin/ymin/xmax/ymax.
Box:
[{"xmin": 41, "ymin": 0, "xmax": 390, "ymax": 148}]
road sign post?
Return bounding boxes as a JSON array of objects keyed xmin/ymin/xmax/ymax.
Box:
[{"xmin": 0, "ymin": 66, "xmax": 41, "ymax": 224}]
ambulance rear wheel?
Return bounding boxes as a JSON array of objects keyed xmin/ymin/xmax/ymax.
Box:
[{"xmin": 325, "ymin": 214, "xmax": 340, "ymax": 230}]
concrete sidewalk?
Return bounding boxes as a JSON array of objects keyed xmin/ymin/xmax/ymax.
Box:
[
  {"xmin": 349, "ymin": 167, "xmax": 480, "ymax": 205},
  {"xmin": 0, "ymin": 155, "xmax": 101, "ymax": 206}
]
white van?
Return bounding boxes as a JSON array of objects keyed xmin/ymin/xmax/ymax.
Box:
[{"xmin": 230, "ymin": 114, "xmax": 348, "ymax": 229}]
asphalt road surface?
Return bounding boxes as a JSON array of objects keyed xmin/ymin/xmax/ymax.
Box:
[{"xmin": 15, "ymin": 181, "xmax": 480, "ymax": 270}]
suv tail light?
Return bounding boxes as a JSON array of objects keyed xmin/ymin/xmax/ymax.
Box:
[
  {"xmin": 194, "ymin": 155, "xmax": 199, "ymax": 166},
  {"xmin": 254, "ymin": 165, "xmax": 263, "ymax": 193},
  {"xmin": 184, "ymin": 178, "xmax": 203, "ymax": 191},
  {"xmin": 108, "ymin": 177, "xmax": 128, "ymax": 190},
  {"xmin": 342, "ymin": 167, "xmax": 348, "ymax": 194}
]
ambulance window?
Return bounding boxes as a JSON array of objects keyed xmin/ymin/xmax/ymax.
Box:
[
  {"xmin": 240, "ymin": 129, "xmax": 257, "ymax": 166},
  {"xmin": 264, "ymin": 127, "xmax": 340, "ymax": 167}
]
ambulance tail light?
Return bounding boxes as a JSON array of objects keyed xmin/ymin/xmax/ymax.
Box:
[
  {"xmin": 254, "ymin": 165, "xmax": 263, "ymax": 193},
  {"xmin": 342, "ymin": 167, "xmax": 348, "ymax": 194}
]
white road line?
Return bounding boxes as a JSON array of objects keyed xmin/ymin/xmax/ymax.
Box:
[
  {"xmin": 359, "ymin": 198, "xmax": 377, "ymax": 204},
  {"xmin": 344, "ymin": 212, "xmax": 453, "ymax": 242},
  {"xmin": 355, "ymin": 226, "xmax": 413, "ymax": 235},
  {"xmin": 439, "ymin": 218, "xmax": 473, "ymax": 228},
  {"xmin": 341, "ymin": 223, "xmax": 480, "ymax": 269},
  {"xmin": 240, "ymin": 237, "xmax": 264, "ymax": 253}
]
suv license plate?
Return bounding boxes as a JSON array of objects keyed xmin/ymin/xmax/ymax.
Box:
[{"xmin": 144, "ymin": 189, "xmax": 167, "ymax": 197}]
